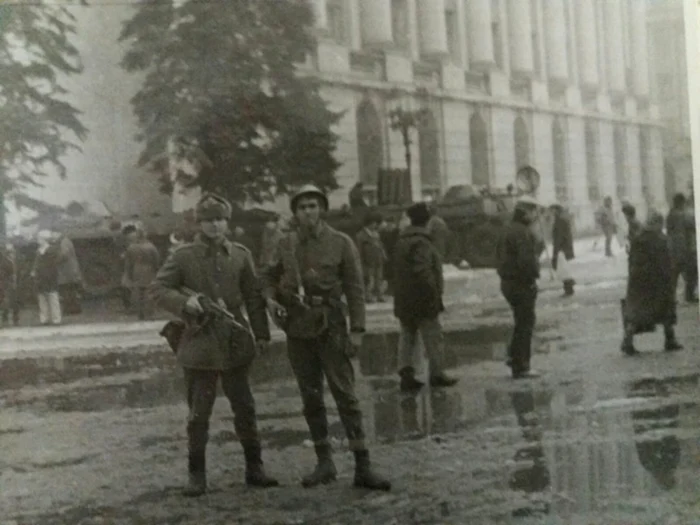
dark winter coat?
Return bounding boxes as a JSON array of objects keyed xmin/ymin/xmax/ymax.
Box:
[
  {"xmin": 623, "ymin": 227, "xmax": 676, "ymax": 327},
  {"xmin": 392, "ymin": 226, "xmax": 444, "ymax": 324},
  {"xmin": 496, "ymin": 213, "xmax": 541, "ymax": 284},
  {"xmin": 355, "ymin": 227, "xmax": 386, "ymax": 269},
  {"xmin": 666, "ymin": 208, "xmax": 689, "ymax": 265},
  {"xmin": 551, "ymin": 214, "xmax": 574, "ymax": 265},
  {"xmin": 125, "ymin": 239, "xmax": 161, "ymax": 287},
  {"xmin": 427, "ymin": 214, "xmax": 450, "ymax": 262},
  {"xmin": 33, "ymin": 244, "xmax": 61, "ymax": 294},
  {"xmin": 149, "ymin": 235, "xmax": 270, "ymax": 370}
]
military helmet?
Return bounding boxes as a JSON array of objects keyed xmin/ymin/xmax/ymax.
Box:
[
  {"xmin": 290, "ymin": 184, "xmax": 328, "ymax": 213},
  {"xmin": 195, "ymin": 192, "xmax": 232, "ymax": 222}
]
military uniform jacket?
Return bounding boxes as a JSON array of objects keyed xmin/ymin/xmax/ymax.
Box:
[
  {"xmin": 149, "ymin": 235, "xmax": 270, "ymax": 370},
  {"xmin": 262, "ymin": 221, "xmax": 366, "ymax": 333},
  {"xmin": 496, "ymin": 218, "xmax": 541, "ymax": 284}
]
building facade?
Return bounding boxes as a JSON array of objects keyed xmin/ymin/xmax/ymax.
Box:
[
  {"xmin": 295, "ymin": 0, "xmax": 666, "ymax": 230},
  {"xmin": 648, "ymin": 0, "xmax": 693, "ymax": 202}
]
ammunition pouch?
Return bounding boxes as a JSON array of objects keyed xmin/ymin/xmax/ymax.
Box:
[{"xmin": 280, "ymin": 293, "xmax": 340, "ymax": 340}]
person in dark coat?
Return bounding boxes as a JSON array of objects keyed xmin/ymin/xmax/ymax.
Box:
[
  {"xmin": 149, "ymin": 193, "xmax": 278, "ymax": 496},
  {"xmin": 666, "ymin": 193, "xmax": 689, "ymax": 301},
  {"xmin": 621, "ymin": 201, "xmax": 642, "ymax": 252},
  {"xmin": 379, "ymin": 217, "xmax": 400, "ymax": 295},
  {"xmin": 496, "ymin": 196, "xmax": 541, "ymax": 379},
  {"xmin": 124, "ymin": 228, "xmax": 161, "ymax": 320},
  {"xmin": 427, "ymin": 206, "xmax": 450, "ymax": 262},
  {"xmin": 681, "ymin": 194, "xmax": 697, "ymax": 303},
  {"xmin": 550, "ymin": 204, "xmax": 575, "ymax": 296},
  {"xmin": 393, "ymin": 202, "xmax": 457, "ymax": 392},
  {"xmin": 349, "ymin": 182, "xmax": 367, "ymax": 210},
  {"xmin": 355, "ymin": 211, "xmax": 387, "ymax": 302},
  {"xmin": 621, "ymin": 211, "xmax": 683, "ymax": 356},
  {"xmin": 594, "ymin": 196, "xmax": 617, "ymax": 257}
]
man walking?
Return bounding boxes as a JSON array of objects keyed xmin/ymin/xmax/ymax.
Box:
[
  {"xmin": 594, "ymin": 196, "xmax": 617, "ymax": 257},
  {"xmin": 550, "ymin": 203, "xmax": 575, "ymax": 297},
  {"xmin": 667, "ymin": 193, "xmax": 695, "ymax": 303},
  {"xmin": 125, "ymin": 227, "xmax": 161, "ymax": 320},
  {"xmin": 393, "ymin": 202, "xmax": 457, "ymax": 392},
  {"xmin": 262, "ymin": 184, "xmax": 390, "ymax": 491},
  {"xmin": 149, "ymin": 193, "xmax": 278, "ymax": 497},
  {"xmin": 355, "ymin": 211, "xmax": 387, "ymax": 302},
  {"xmin": 496, "ymin": 196, "xmax": 541, "ymax": 379}
]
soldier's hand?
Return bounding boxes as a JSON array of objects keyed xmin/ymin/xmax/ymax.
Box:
[
  {"xmin": 266, "ymin": 298, "xmax": 287, "ymax": 327},
  {"xmin": 256, "ymin": 340, "xmax": 269, "ymax": 353},
  {"xmin": 183, "ymin": 295, "xmax": 204, "ymax": 316},
  {"xmin": 349, "ymin": 331, "xmax": 364, "ymax": 352}
]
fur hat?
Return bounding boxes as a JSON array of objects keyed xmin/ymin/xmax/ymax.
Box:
[
  {"xmin": 195, "ymin": 193, "xmax": 232, "ymax": 222},
  {"xmin": 406, "ymin": 202, "xmax": 431, "ymax": 226}
]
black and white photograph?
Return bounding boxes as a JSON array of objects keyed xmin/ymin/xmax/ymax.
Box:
[{"xmin": 0, "ymin": 0, "xmax": 699, "ymax": 523}]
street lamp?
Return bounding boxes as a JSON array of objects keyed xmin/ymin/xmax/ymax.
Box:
[{"xmin": 387, "ymin": 105, "xmax": 431, "ymax": 179}]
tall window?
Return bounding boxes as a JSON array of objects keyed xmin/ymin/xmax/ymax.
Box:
[
  {"xmin": 514, "ymin": 116, "xmax": 530, "ymax": 170},
  {"xmin": 356, "ymin": 99, "xmax": 384, "ymax": 186},
  {"xmin": 531, "ymin": 0, "xmax": 541, "ymax": 76},
  {"xmin": 327, "ymin": 0, "xmax": 346, "ymax": 44},
  {"xmin": 470, "ymin": 113, "xmax": 490, "ymax": 187},
  {"xmin": 585, "ymin": 123, "xmax": 600, "ymax": 202},
  {"xmin": 419, "ymin": 111, "xmax": 441, "ymax": 193},
  {"xmin": 639, "ymin": 129, "xmax": 651, "ymax": 206},
  {"xmin": 391, "ymin": 0, "xmax": 410, "ymax": 50},
  {"xmin": 552, "ymin": 119, "xmax": 568, "ymax": 203},
  {"xmin": 445, "ymin": 9, "xmax": 460, "ymax": 63},
  {"xmin": 492, "ymin": 0, "xmax": 503, "ymax": 69},
  {"xmin": 613, "ymin": 126, "xmax": 627, "ymax": 199}
]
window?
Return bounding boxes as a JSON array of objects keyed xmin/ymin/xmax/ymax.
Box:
[
  {"xmin": 356, "ymin": 100, "xmax": 384, "ymax": 186},
  {"xmin": 531, "ymin": 0, "xmax": 541, "ymax": 77},
  {"xmin": 552, "ymin": 119, "xmax": 568, "ymax": 203},
  {"xmin": 445, "ymin": 9, "xmax": 460, "ymax": 63},
  {"xmin": 327, "ymin": 0, "xmax": 346, "ymax": 45},
  {"xmin": 470, "ymin": 113, "xmax": 490, "ymax": 186},
  {"xmin": 391, "ymin": 0, "xmax": 410, "ymax": 50},
  {"xmin": 419, "ymin": 111, "xmax": 441, "ymax": 192},
  {"xmin": 585, "ymin": 123, "xmax": 600, "ymax": 202},
  {"xmin": 492, "ymin": 0, "xmax": 503, "ymax": 69},
  {"xmin": 613, "ymin": 126, "xmax": 627, "ymax": 199}
]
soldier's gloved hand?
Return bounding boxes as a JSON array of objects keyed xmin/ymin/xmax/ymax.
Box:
[
  {"xmin": 256, "ymin": 340, "xmax": 269, "ymax": 353},
  {"xmin": 183, "ymin": 295, "xmax": 204, "ymax": 316}
]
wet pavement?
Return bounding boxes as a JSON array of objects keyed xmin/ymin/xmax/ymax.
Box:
[{"xmin": 1, "ymin": 251, "xmax": 700, "ymax": 524}]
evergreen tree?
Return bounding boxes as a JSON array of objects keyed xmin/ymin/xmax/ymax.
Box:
[
  {"xmin": 120, "ymin": 0, "xmax": 342, "ymax": 206},
  {"xmin": 0, "ymin": 2, "xmax": 87, "ymax": 195}
]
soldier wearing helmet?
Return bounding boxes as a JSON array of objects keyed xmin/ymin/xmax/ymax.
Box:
[
  {"xmin": 495, "ymin": 194, "xmax": 542, "ymax": 379},
  {"xmin": 262, "ymin": 184, "xmax": 391, "ymax": 491},
  {"xmin": 149, "ymin": 192, "xmax": 278, "ymax": 496}
]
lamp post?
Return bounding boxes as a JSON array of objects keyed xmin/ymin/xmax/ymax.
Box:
[{"xmin": 387, "ymin": 105, "xmax": 431, "ymax": 180}]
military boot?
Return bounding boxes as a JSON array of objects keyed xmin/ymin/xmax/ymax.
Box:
[
  {"xmin": 664, "ymin": 326, "xmax": 683, "ymax": 352},
  {"xmin": 301, "ymin": 444, "xmax": 337, "ymax": 488},
  {"xmin": 621, "ymin": 325, "xmax": 639, "ymax": 356},
  {"xmin": 182, "ymin": 452, "xmax": 207, "ymax": 497},
  {"xmin": 353, "ymin": 450, "xmax": 391, "ymax": 491},
  {"xmin": 243, "ymin": 442, "xmax": 279, "ymax": 488},
  {"xmin": 399, "ymin": 366, "xmax": 424, "ymax": 392}
]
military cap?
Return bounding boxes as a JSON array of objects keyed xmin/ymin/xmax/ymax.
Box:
[{"xmin": 195, "ymin": 192, "xmax": 232, "ymax": 221}]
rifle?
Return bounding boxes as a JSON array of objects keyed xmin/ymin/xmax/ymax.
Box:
[{"xmin": 159, "ymin": 287, "xmax": 255, "ymax": 354}]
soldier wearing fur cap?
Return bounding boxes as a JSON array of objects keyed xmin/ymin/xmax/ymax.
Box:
[
  {"xmin": 149, "ymin": 192, "xmax": 278, "ymax": 496},
  {"xmin": 496, "ymin": 195, "xmax": 542, "ymax": 379},
  {"xmin": 262, "ymin": 184, "xmax": 391, "ymax": 491}
]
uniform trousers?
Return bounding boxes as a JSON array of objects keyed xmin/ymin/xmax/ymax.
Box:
[
  {"xmin": 287, "ymin": 320, "xmax": 366, "ymax": 451},
  {"xmin": 501, "ymin": 280, "xmax": 537, "ymax": 374}
]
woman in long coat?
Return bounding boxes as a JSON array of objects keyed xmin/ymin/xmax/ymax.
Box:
[{"xmin": 621, "ymin": 211, "xmax": 683, "ymax": 355}]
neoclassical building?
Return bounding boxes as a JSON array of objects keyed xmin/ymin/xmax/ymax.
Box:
[{"xmin": 298, "ymin": 0, "xmax": 666, "ymax": 229}]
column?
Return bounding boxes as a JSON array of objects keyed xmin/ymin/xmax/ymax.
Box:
[
  {"xmin": 544, "ymin": 0, "xmax": 568, "ymax": 82},
  {"xmin": 311, "ymin": 0, "xmax": 328, "ymax": 29},
  {"xmin": 631, "ymin": 0, "xmax": 650, "ymax": 98},
  {"xmin": 467, "ymin": 0, "xmax": 495, "ymax": 67},
  {"xmin": 507, "ymin": 0, "xmax": 534, "ymax": 76},
  {"xmin": 417, "ymin": 0, "xmax": 448, "ymax": 57},
  {"xmin": 604, "ymin": 0, "xmax": 625, "ymax": 93},
  {"xmin": 359, "ymin": 0, "xmax": 392, "ymax": 47}
]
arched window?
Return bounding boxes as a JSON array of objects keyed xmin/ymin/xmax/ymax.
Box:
[
  {"xmin": 470, "ymin": 113, "xmax": 490, "ymax": 187},
  {"xmin": 639, "ymin": 128, "xmax": 651, "ymax": 206},
  {"xmin": 418, "ymin": 110, "xmax": 441, "ymax": 196},
  {"xmin": 356, "ymin": 99, "xmax": 384, "ymax": 186},
  {"xmin": 552, "ymin": 119, "xmax": 568, "ymax": 203},
  {"xmin": 613, "ymin": 126, "xmax": 627, "ymax": 199},
  {"xmin": 585, "ymin": 122, "xmax": 600, "ymax": 202},
  {"xmin": 514, "ymin": 116, "xmax": 530, "ymax": 170}
]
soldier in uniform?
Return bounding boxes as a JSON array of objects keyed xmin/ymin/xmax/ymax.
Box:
[
  {"xmin": 149, "ymin": 193, "xmax": 278, "ymax": 497},
  {"xmin": 496, "ymin": 196, "xmax": 541, "ymax": 379},
  {"xmin": 262, "ymin": 184, "xmax": 391, "ymax": 491}
]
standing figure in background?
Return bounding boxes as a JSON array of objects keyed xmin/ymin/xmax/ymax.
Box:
[
  {"xmin": 621, "ymin": 202, "xmax": 643, "ymax": 252},
  {"xmin": 32, "ymin": 230, "xmax": 62, "ymax": 326},
  {"xmin": 550, "ymin": 203, "xmax": 575, "ymax": 297},
  {"xmin": 594, "ymin": 196, "xmax": 617, "ymax": 257},
  {"xmin": 125, "ymin": 228, "xmax": 161, "ymax": 320},
  {"xmin": 427, "ymin": 206, "xmax": 450, "ymax": 263},
  {"xmin": 349, "ymin": 182, "xmax": 367, "ymax": 210},
  {"xmin": 55, "ymin": 232, "xmax": 84, "ymax": 315},
  {"xmin": 259, "ymin": 214, "xmax": 284, "ymax": 272},
  {"xmin": 119, "ymin": 224, "xmax": 138, "ymax": 312},
  {"xmin": 0, "ymin": 244, "xmax": 17, "ymax": 326},
  {"xmin": 393, "ymin": 202, "xmax": 457, "ymax": 391},
  {"xmin": 496, "ymin": 196, "xmax": 541, "ymax": 379},
  {"xmin": 666, "ymin": 193, "xmax": 691, "ymax": 301},
  {"xmin": 355, "ymin": 211, "xmax": 386, "ymax": 303},
  {"xmin": 379, "ymin": 217, "xmax": 400, "ymax": 296},
  {"xmin": 684, "ymin": 194, "xmax": 698, "ymax": 302},
  {"xmin": 621, "ymin": 211, "xmax": 683, "ymax": 356}
]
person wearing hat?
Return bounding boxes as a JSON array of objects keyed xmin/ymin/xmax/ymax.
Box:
[
  {"xmin": 549, "ymin": 203, "xmax": 575, "ymax": 297},
  {"xmin": 262, "ymin": 184, "xmax": 391, "ymax": 491},
  {"xmin": 621, "ymin": 201, "xmax": 642, "ymax": 253},
  {"xmin": 496, "ymin": 195, "xmax": 542, "ymax": 379},
  {"xmin": 393, "ymin": 201, "xmax": 458, "ymax": 391},
  {"xmin": 124, "ymin": 226, "xmax": 161, "ymax": 320},
  {"xmin": 149, "ymin": 192, "xmax": 278, "ymax": 496},
  {"xmin": 621, "ymin": 210, "xmax": 683, "ymax": 355}
]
